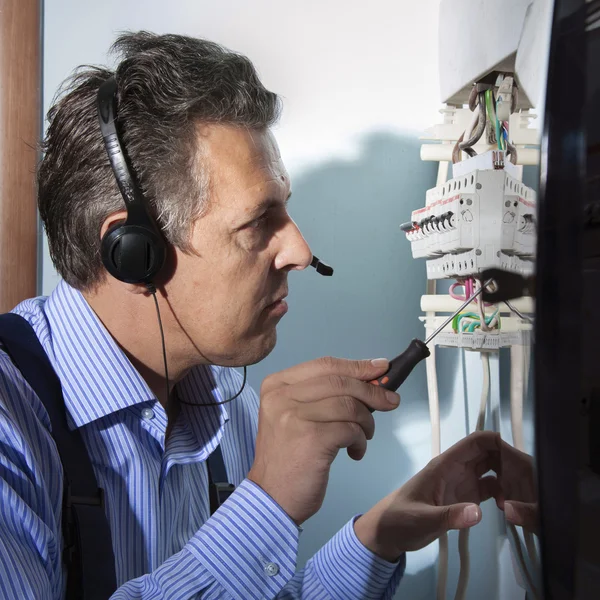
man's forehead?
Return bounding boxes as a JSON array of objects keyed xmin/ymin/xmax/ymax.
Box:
[
  {"xmin": 195, "ymin": 124, "xmax": 290, "ymax": 219},
  {"xmin": 198, "ymin": 124, "xmax": 286, "ymax": 180}
]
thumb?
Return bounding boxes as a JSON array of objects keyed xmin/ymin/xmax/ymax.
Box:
[
  {"xmin": 440, "ymin": 503, "xmax": 482, "ymax": 532},
  {"xmin": 351, "ymin": 357, "xmax": 391, "ymax": 381},
  {"xmin": 504, "ymin": 501, "xmax": 538, "ymax": 534}
]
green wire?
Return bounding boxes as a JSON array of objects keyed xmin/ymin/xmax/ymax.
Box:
[
  {"xmin": 455, "ymin": 312, "xmax": 479, "ymax": 332},
  {"xmin": 485, "ymin": 90, "xmax": 502, "ymax": 151}
]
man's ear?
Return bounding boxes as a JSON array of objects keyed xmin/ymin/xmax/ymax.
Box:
[
  {"xmin": 100, "ymin": 210, "xmax": 127, "ymax": 239},
  {"xmin": 99, "ymin": 210, "xmax": 150, "ymax": 296}
]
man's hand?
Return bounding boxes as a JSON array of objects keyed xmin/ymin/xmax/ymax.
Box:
[
  {"xmin": 354, "ymin": 431, "xmax": 503, "ymax": 561},
  {"xmin": 247, "ymin": 357, "xmax": 401, "ymax": 525}
]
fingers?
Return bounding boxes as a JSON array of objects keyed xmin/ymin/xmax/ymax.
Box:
[
  {"xmin": 299, "ymin": 396, "xmax": 376, "ymax": 439},
  {"xmin": 263, "ymin": 356, "xmax": 391, "ymax": 392},
  {"xmin": 478, "ymin": 475, "xmax": 503, "ymax": 503},
  {"xmin": 472, "ymin": 452, "xmax": 502, "ymax": 478},
  {"xmin": 289, "ymin": 374, "xmax": 400, "ymax": 412},
  {"xmin": 436, "ymin": 431, "xmax": 502, "ymax": 476},
  {"xmin": 446, "ymin": 503, "xmax": 483, "ymax": 530},
  {"xmin": 443, "ymin": 431, "xmax": 502, "ymax": 463},
  {"xmin": 424, "ymin": 503, "xmax": 482, "ymax": 538},
  {"xmin": 323, "ymin": 421, "xmax": 368, "ymax": 461}
]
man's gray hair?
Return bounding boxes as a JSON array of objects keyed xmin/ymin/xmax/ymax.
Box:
[{"xmin": 38, "ymin": 31, "xmax": 282, "ymax": 290}]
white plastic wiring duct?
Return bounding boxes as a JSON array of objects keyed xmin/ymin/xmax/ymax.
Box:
[
  {"xmin": 420, "ymin": 296, "xmax": 534, "ymax": 314},
  {"xmin": 429, "ymin": 161, "xmax": 448, "ymax": 600}
]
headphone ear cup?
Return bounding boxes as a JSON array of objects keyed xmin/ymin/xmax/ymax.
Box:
[{"xmin": 101, "ymin": 224, "xmax": 166, "ymax": 284}]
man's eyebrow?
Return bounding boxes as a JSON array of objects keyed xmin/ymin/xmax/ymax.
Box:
[{"xmin": 246, "ymin": 191, "xmax": 292, "ymax": 220}]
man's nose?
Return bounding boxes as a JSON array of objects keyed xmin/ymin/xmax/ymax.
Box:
[{"xmin": 273, "ymin": 218, "xmax": 312, "ymax": 271}]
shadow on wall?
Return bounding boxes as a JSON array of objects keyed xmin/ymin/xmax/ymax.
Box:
[{"xmin": 247, "ymin": 131, "xmax": 461, "ymax": 598}]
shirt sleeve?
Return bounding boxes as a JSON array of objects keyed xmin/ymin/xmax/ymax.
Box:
[{"xmin": 279, "ymin": 516, "xmax": 406, "ymax": 600}]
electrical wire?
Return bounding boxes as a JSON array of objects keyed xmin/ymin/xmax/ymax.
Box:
[
  {"xmin": 509, "ymin": 342, "xmax": 540, "ymax": 599},
  {"xmin": 455, "ymin": 529, "xmax": 470, "ymax": 600},
  {"xmin": 485, "ymin": 90, "xmax": 501, "ymax": 150},
  {"xmin": 179, "ymin": 366, "xmax": 247, "ymax": 407},
  {"xmin": 463, "ymin": 108, "xmax": 480, "ymax": 145},
  {"xmin": 507, "ymin": 522, "xmax": 540, "ymax": 599},
  {"xmin": 477, "ymin": 353, "xmax": 490, "ymax": 431},
  {"xmin": 148, "ymin": 284, "xmax": 170, "ymax": 406},
  {"xmin": 449, "ymin": 282, "xmax": 466, "ymax": 301},
  {"xmin": 478, "ymin": 287, "xmax": 490, "ymax": 332},
  {"xmin": 147, "ymin": 283, "xmax": 247, "ymax": 408},
  {"xmin": 465, "ymin": 279, "xmax": 473, "ymax": 301},
  {"xmin": 453, "ymin": 93, "xmax": 487, "ymax": 163},
  {"xmin": 505, "ymin": 301, "xmax": 533, "ymax": 323},
  {"xmin": 454, "ymin": 352, "xmax": 490, "ymax": 600},
  {"xmin": 506, "ymin": 139, "xmax": 518, "ymax": 165},
  {"xmin": 460, "ymin": 93, "xmax": 487, "ymax": 152},
  {"xmin": 428, "ymin": 341, "xmax": 448, "ymax": 600}
]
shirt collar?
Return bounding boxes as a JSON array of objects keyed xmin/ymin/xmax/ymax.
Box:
[{"xmin": 45, "ymin": 281, "xmax": 228, "ymax": 430}]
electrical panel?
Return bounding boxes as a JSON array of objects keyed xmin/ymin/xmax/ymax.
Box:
[{"xmin": 402, "ymin": 150, "xmax": 536, "ymax": 280}]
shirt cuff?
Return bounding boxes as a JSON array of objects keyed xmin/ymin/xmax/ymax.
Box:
[
  {"xmin": 187, "ymin": 479, "xmax": 300, "ymax": 600},
  {"xmin": 311, "ymin": 516, "xmax": 406, "ymax": 600}
]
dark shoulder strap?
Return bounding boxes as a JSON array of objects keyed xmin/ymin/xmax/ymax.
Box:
[
  {"xmin": 207, "ymin": 444, "xmax": 235, "ymax": 513},
  {"xmin": 0, "ymin": 313, "xmax": 117, "ymax": 600}
]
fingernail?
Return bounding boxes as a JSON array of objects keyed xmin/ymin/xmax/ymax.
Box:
[
  {"xmin": 386, "ymin": 390, "xmax": 400, "ymax": 405},
  {"xmin": 504, "ymin": 503, "xmax": 515, "ymax": 521},
  {"xmin": 371, "ymin": 358, "xmax": 389, "ymax": 368},
  {"xmin": 463, "ymin": 505, "xmax": 480, "ymax": 525}
]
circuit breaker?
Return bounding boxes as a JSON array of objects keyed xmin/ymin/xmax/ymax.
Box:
[{"xmin": 402, "ymin": 150, "xmax": 536, "ymax": 280}]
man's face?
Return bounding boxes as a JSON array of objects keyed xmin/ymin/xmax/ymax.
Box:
[{"xmin": 165, "ymin": 125, "xmax": 312, "ymax": 367}]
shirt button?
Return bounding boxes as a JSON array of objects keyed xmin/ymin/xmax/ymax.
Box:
[
  {"xmin": 264, "ymin": 562, "xmax": 279, "ymax": 577},
  {"xmin": 141, "ymin": 407, "xmax": 155, "ymax": 420}
]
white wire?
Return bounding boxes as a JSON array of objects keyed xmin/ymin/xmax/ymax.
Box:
[
  {"xmin": 519, "ymin": 341, "xmax": 540, "ymax": 574},
  {"xmin": 453, "ymin": 352, "xmax": 490, "ymax": 600},
  {"xmin": 454, "ymin": 530, "xmax": 470, "ymax": 600},
  {"xmin": 510, "ymin": 345, "xmax": 525, "ymax": 451},
  {"xmin": 427, "ymin": 311, "xmax": 448, "ymax": 600},
  {"xmin": 509, "ymin": 343, "xmax": 541, "ymax": 597},
  {"xmin": 477, "ymin": 353, "xmax": 490, "ymax": 431},
  {"xmin": 507, "ymin": 522, "xmax": 540, "ymax": 599}
]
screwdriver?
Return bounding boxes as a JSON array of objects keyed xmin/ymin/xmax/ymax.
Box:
[{"xmin": 369, "ymin": 280, "xmax": 492, "ymax": 393}]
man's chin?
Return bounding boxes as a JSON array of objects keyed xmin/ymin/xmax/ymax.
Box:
[
  {"xmin": 219, "ymin": 328, "xmax": 278, "ymax": 368},
  {"xmin": 246, "ymin": 329, "xmax": 278, "ymax": 365}
]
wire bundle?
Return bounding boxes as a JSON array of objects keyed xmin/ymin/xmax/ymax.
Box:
[
  {"xmin": 452, "ymin": 82, "xmax": 518, "ymax": 164},
  {"xmin": 452, "ymin": 309, "xmax": 500, "ymax": 333}
]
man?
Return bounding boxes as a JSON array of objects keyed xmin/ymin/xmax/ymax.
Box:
[{"xmin": 0, "ymin": 31, "xmax": 506, "ymax": 599}]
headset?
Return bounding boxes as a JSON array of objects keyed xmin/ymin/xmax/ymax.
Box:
[{"xmin": 97, "ymin": 77, "xmax": 167, "ymax": 284}]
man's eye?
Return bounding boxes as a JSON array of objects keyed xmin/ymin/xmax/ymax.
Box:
[{"xmin": 249, "ymin": 213, "xmax": 269, "ymax": 229}]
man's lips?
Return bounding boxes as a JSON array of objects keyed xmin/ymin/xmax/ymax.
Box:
[
  {"xmin": 264, "ymin": 292, "xmax": 289, "ymax": 316},
  {"xmin": 265, "ymin": 291, "xmax": 288, "ymax": 308}
]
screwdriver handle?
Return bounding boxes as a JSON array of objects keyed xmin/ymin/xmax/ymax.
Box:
[{"xmin": 369, "ymin": 339, "xmax": 431, "ymax": 391}]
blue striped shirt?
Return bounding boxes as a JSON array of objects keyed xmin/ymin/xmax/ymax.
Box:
[{"xmin": 0, "ymin": 280, "xmax": 405, "ymax": 599}]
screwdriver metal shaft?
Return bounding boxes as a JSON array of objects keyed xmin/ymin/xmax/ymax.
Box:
[{"xmin": 424, "ymin": 279, "xmax": 492, "ymax": 344}]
